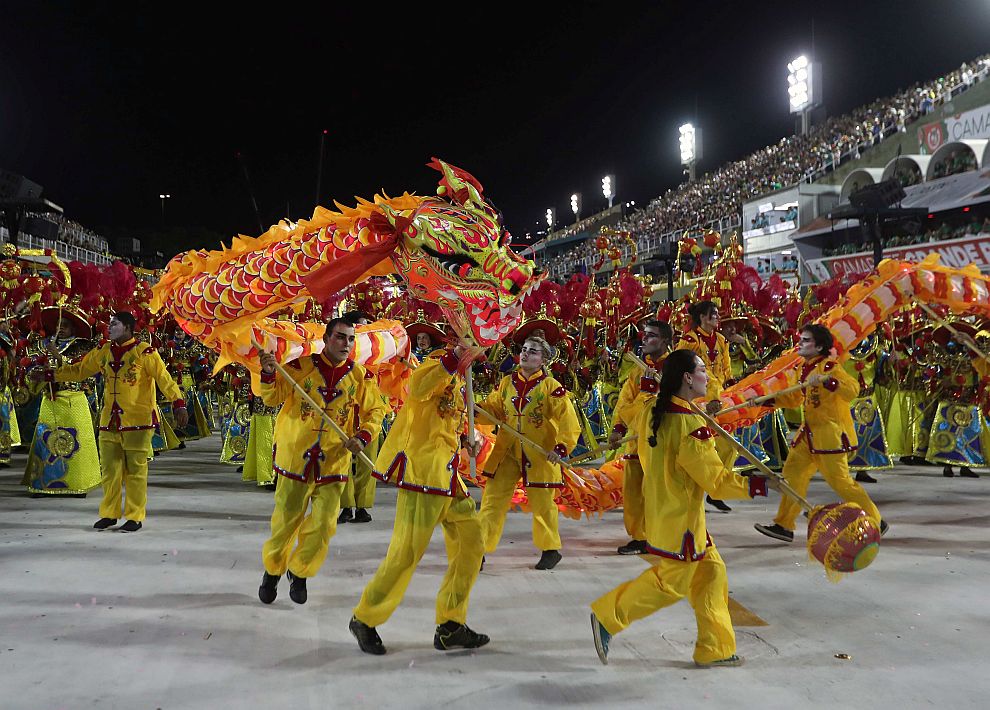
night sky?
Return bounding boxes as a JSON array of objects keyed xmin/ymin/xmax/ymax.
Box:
[{"xmin": 1, "ymin": 1, "xmax": 988, "ymax": 254}]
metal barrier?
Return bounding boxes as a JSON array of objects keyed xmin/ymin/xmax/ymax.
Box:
[{"xmin": 18, "ymin": 234, "xmax": 114, "ymax": 265}]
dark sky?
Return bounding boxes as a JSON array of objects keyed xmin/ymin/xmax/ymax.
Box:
[{"xmin": 1, "ymin": 1, "xmax": 988, "ymax": 252}]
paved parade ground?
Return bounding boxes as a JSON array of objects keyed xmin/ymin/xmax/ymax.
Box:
[{"xmin": 2, "ymin": 437, "xmax": 989, "ymax": 709}]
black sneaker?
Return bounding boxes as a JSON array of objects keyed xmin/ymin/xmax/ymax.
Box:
[
  {"xmin": 754, "ymin": 523, "xmax": 794, "ymax": 542},
  {"xmin": 943, "ymin": 465, "xmax": 954, "ymax": 477},
  {"xmin": 287, "ymin": 570, "xmax": 307, "ymax": 604},
  {"xmin": 706, "ymin": 496, "xmax": 732, "ymax": 513},
  {"xmin": 880, "ymin": 520, "xmax": 889, "ymax": 537},
  {"xmin": 352, "ymin": 508, "xmax": 372, "ymax": 523},
  {"xmin": 617, "ymin": 539, "xmax": 646, "ymax": 555},
  {"xmin": 960, "ymin": 467, "xmax": 980, "ymax": 478},
  {"xmin": 119, "ymin": 520, "xmax": 142, "ymax": 533},
  {"xmin": 535, "ymin": 549, "xmax": 562, "ymax": 570},
  {"xmin": 855, "ymin": 471, "xmax": 877, "ymax": 483},
  {"xmin": 337, "ymin": 508, "xmax": 354, "ymax": 524},
  {"xmin": 434, "ymin": 622, "xmax": 490, "ymax": 651},
  {"xmin": 93, "ymin": 518, "xmax": 117, "ymax": 530},
  {"xmin": 591, "ymin": 613, "xmax": 611, "ymax": 666},
  {"xmin": 258, "ymin": 572, "xmax": 279, "ymax": 604},
  {"xmin": 349, "ymin": 616, "xmax": 386, "ymax": 655}
]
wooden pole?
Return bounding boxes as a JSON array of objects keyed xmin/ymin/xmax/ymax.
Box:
[
  {"xmin": 465, "ymin": 363, "xmax": 477, "ymax": 479},
  {"xmin": 688, "ymin": 401, "xmax": 813, "ymax": 512},
  {"xmin": 472, "ymin": 404, "xmax": 582, "ymax": 481}
]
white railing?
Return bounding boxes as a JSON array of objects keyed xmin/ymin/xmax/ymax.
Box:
[{"xmin": 17, "ymin": 234, "xmax": 114, "ymax": 265}]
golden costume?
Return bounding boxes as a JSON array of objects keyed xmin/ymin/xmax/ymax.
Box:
[
  {"xmin": 353, "ymin": 352, "xmax": 484, "ymax": 628},
  {"xmin": 259, "ymin": 355, "xmax": 386, "ymax": 579},
  {"xmin": 771, "ymin": 356, "xmax": 881, "ymax": 531},
  {"xmin": 55, "ymin": 338, "xmax": 185, "ymax": 521},
  {"xmin": 478, "ymin": 369, "xmax": 581, "ymax": 553},
  {"xmin": 610, "ymin": 353, "xmax": 664, "ymax": 542},
  {"xmin": 591, "ymin": 396, "xmax": 768, "ymax": 664}
]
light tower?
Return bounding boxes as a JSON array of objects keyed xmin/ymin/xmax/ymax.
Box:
[
  {"xmin": 787, "ymin": 54, "xmax": 821, "ymax": 136},
  {"xmin": 679, "ymin": 123, "xmax": 701, "ymax": 183},
  {"xmin": 602, "ymin": 175, "xmax": 614, "ymax": 208},
  {"xmin": 546, "ymin": 207, "xmax": 556, "ymax": 233},
  {"xmin": 570, "ymin": 193, "xmax": 581, "ymax": 222}
]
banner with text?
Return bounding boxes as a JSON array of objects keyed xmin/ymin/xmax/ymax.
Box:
[{"xmin": 806, "ymin": 232, "xmax": 990, "ymax": 281}]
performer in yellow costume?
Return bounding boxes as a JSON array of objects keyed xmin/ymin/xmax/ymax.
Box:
[
  {"xmin": 257, "ymin": 318, "xmax": 386, "ymax": 605},
  {"xmin": 478, "ymin": 335, "xmax": 581, "ymax": 570},
  {"xmin": 23, "ymin": 306, "xmax": 101, "ymax": 496},
  {"xmin": 676, "ymin": 300, "xmax": 736, "ymax": 512},
  {"xmin": 608, "ymin": 319, "xmax": 671, "ymax": 555},
  {"xmin": 590, "ymin": 349, "xmax": 771, "ymax": 666},
  {"xmin": 349, "ymin": 345, "xmax": 489, "ymax": 655},
  {"xmin": 755, "ymin": 324, "xmax": 887, "ymax": 542},
  {"xmin": 48, "ymin": 312, "xmax": 188, "ymax": 532}
]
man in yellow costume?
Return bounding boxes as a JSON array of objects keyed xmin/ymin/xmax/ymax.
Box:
[
  {"xmin": 755, "ymin": 324, "xmax": 887, "ymax": 542},
  {"xmin": 478, "ymin": 335, "xmax": 581, "ymax": 570},
  {"xmin": 47, "ymin": 312, "xmax": 188, "ymax": 532},
  {"xmin": 590, "ymin": 349, "xmax": 772, "ymax": 667},
  {"xmin": 349, "ymin": 344, "xmax": 488, "ymax": 655},
  {"xmin": 257, "ymin": 317, "xmax": 386, "ymax": 605},
  {"xmin": 608, "ymin": 319, "xmax": 672, "ymax": 555}
]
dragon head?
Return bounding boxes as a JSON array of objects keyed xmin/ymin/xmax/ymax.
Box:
[{"xmin": 384, "ymin": 159, "xmax": 545, "ymax": 346}]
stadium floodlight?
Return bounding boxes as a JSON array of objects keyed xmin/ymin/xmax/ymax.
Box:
[
  {"xmin": 787, "ymin": 54, "xmax": 820, "ymax": 134},
  {"xmin": 570, "ymin": 193, "xmax": 581, "ymax": 220},
  {"xmin": 679, "ymin": 123, "xmax": 696, "ymax": 164},
  {"xmin": 546, "ymin": 207, "xmax": 555, "ymax": 230},
  {"xmin": 602, "ymin": 175, "xmax": 614, "ymax": 208}
]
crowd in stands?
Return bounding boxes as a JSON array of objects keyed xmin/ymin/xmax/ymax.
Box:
[
  {"xmin": 932, "ymin": 149, "xmax": 979, "ymax": 180},
  {"xmin": 539, "ymin": 54, "xmax": 990, "ymax": 277},
  {"xmin": 822, "ymin": 215, "xmax": 990, "ymax": 257}
]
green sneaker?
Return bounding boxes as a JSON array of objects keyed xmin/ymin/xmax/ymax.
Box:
[
  {"xmin": 695, "ymin": 654, "xmax": 745, "ymax": 668},
  {"xmin": 591, "ymin": 613, "xmax": 611, "ymax": 665}
]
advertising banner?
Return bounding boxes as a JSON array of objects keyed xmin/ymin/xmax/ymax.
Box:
[{"xmin": 806, "ymin": 232, "xmax": 990, "ymax": 281}]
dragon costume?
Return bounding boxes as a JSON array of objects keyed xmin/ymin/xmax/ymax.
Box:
[{"xmin": 151, "ymin": 159, "xmax": 544, "ymax": 373}]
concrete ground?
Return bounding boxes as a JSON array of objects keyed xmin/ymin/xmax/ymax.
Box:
[{"xmin": 1, "ymin": 437, "xmax": 988, "ymax": 709}]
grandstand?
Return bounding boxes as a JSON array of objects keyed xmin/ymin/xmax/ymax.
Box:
[{"xmin": 538, "ymin": 53, "xmax": 990, "ymax": 284}]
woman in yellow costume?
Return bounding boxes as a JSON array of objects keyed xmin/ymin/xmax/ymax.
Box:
[
  {"xmin": 349, "ymin": 344, "xmax": 488, "ymax": 655},
  {"xmin": 23, "ymin": 306, "xmax": 101, "ymax": 496},
  {"xmin": 676, "ymin": 300, "xmax": 736, "ymax": 512},
  {"xmin": 478, "ymin": 335, "xmax": 581, "ymax": 570},
  {"xmin": 590, "ymin": 349, "xmax": 771, "ymax": 666}
]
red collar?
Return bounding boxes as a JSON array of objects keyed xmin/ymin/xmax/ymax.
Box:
[
  {"xmin": 666, "ymin": 395, "xmax": 694, "ymax": 414},
  {"xmin": 799, "ymin": 356, "xmax": 825, "ymax": 382},
  {"xmin": 312, "ymin": 355, "xmax": 354, "ymax": 389},
  {"xmin": 692, "ymin": 328, "xmax": 719, "ymax": 363},
  {"xmin": 110, "ymin": 338, "xmax": 139, "ymax": 359}
]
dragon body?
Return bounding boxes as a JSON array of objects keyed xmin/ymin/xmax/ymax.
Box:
[{"xmin": 151, "ymin": 159, "xmax": 543, "ymax": 372}]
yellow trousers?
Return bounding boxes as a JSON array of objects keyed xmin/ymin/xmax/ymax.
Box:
[
  {"xmin": 98, "ymin": 431, "xmax": 154, "ymax": 521},
  {"xmin": 591, "ymin": 545, "xmax": 735, "ymax": 665},
  {"xmin": 262, "ymin": 476, "xmax": 342, "ymax": 578},
  {"xmin": 774, "ymin": 437, "xmax": 881, "ymax": 531},
  {"xmin": 341, "ymin": 436, "xmax": 379, "ymax": 508},
  {"xmin": 479, "ymin": 458, "xmax": 560, "ymax": 553},
  {"xmin": 622, "ymin": 458, "xmax": 646, "ymax": 540},
  {"xmin": 353, "ymin": 490, "xmax": 483, "ymax": 627}
]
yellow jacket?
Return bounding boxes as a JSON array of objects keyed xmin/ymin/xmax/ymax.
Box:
[
  {"xmin": 259, "ymin": 355, "xmax": 386, "ymax": 485},
  {"xmin": 55, "ymin": 338, "xmax": 184, "ymax": 432},
  {"xmin": 677, "ymin": 328, "xmax": 732, "ymax": 399},
  {"xmin": 375, "ymin": 352, "xmax": 469, "ymax": 497},
  {"xmin": 612, "ymin": 352, "xmax": 665, "ymax": 459},
  {"xmin": 481, "ymin": 369, "xmax": 581, "ymax": 487},
  {"xmin": 636, "ymin": 395, "xmax": 768, "ymax": 560},
  {"xmin": 774, "ymin": 356, "xmax": 860, "ymax": 454}
]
